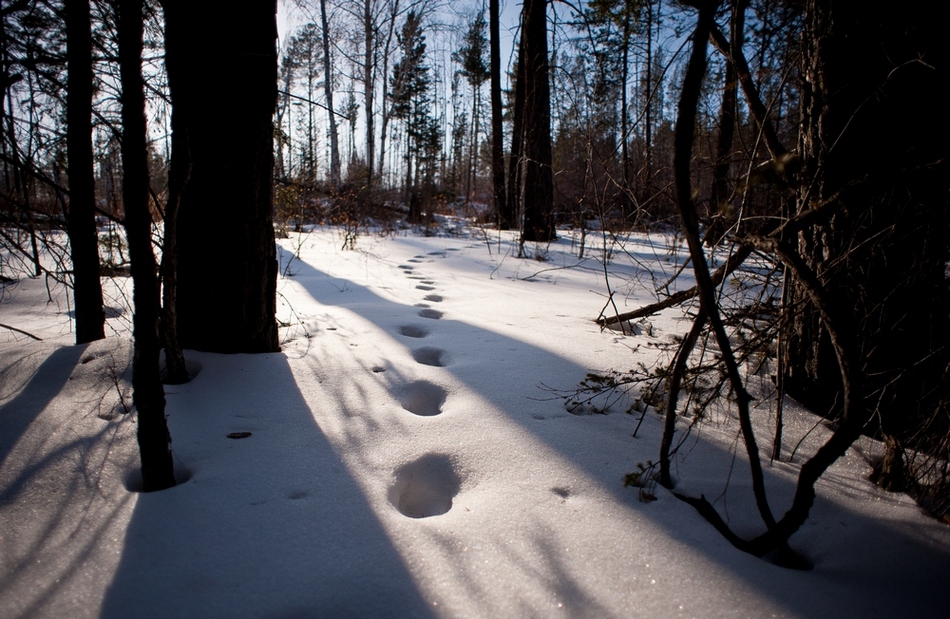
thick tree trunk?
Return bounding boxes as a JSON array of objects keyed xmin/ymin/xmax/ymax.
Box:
[
  {"xmin": 161, "ymin": 0, "xmax": 279, "ymax": 354},
  {"xmin": 118, "ymin": 0, "xmax": 175, "ymax": 492},
  {"xmin": 519, "ymin": 0, "xmax": 555, "ymax": 243},
  {"xmin": 64, "ymin": 0, "xmax": 104, "ymax": 345},
  {"xmin": 783, "ymin": 0, "xmax": 949, "ymax": 465}
]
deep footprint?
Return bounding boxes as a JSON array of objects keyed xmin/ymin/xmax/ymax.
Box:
[
  {"xmin": 418, "ymin": 308, "xmax": 443, "ymax": 320},
  {"xmin": 399, "ymin": 325, "xmax": 429, "ymax": 338},
  {"xmin": 412, "ymin": 347, "xmax": 449, "ymax": 367},
  {"xmin": 389, "ymin": 454, "xmax": 461, "ymax": 518},
  {"xmin": 416, "ymin": 285, "xmax": 435, "ymax": 291},
  {"xmin": 424, "ymin": 294, "xmax": 443, "ymax": 302},
  {"xmin": 399, "ymin": 380, "xmax": 447, "ymax": 416}
]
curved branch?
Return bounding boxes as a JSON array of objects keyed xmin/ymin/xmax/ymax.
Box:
[
  {"xmin": 596, "ymin": 244, "xmax": 755, "ymax": 327},
  {"xmin": 708, "ymin": 22, "xmax": 788, "ymax": 160}
]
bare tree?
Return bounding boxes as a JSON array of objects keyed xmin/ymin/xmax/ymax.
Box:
[{"xmin": 117, "ymin": 0, "xmax": 174, "ymax": 491}]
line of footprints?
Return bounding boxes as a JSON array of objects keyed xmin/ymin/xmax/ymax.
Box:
[{"xmin": 388, "ymin": 249, "xmax": 465, "ymax": 520}]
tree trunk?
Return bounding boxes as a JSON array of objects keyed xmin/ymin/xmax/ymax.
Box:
[
  {"xmin": 118, "ymin": 0, "xmax": 175, "ymax": 492},
  {"xmin": 160, "ymin": 100, "xmax": 189, "ymax": 385},
  {"xmin": 363, "ymin": 0, "xmax": 375, "ymax": 187},
  {"xmin": 783, "ymin": 0, "xmax": 949, "ymax": 464},
  {"xmin": 161, "ymin": 0, "xmax": 280, "ymax": 354},
  {"xmin": 519, "ymin": 0, "xmax": 555, "ymax": 243},
  {"xmin": 489, "ymin": 0, "xmax": 507, "ymax": 229},
  {"xmin": 320, "ymin": 0, "xmax": 341, "ymax": 190},
  {"xmin": 505, "ymin": 31, "xmax": 526, "ymax": 230},
  {"xmin": 64, "ymin": 0, "xmax": 105, "ymax": 344},
  {"xmin": 619, "ymin": 17, "xmax": 631, "ymax": 222}
]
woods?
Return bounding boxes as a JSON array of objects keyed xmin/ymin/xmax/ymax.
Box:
[{"xmin": 0, "ymin": 0, "xmax": 946, "ymax": 548}]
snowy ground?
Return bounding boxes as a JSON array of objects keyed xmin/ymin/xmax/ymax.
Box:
[{"xmin": 1, "ymin": 224, "xmax": 949, "ymax": 618}]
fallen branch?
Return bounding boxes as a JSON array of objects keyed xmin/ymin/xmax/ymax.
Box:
[
  {"xmin": 0, "ymin": 322, "xmax": 43, "ymax": 341},
  {"xmin": 596, "ymin": 244, "xmax": 754, "ymax": 327}
]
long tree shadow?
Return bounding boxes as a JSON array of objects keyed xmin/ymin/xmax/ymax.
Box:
[
  {"xmin": 0, "ymin": 343, "xmax": 87, "ymax": 472},
  {"xmin": 99, "ymin": 351, "xmax": 434, "ymax": 618},
  {"xmin": 280, "ymin": 247, "xmax": 950, "ymax": 617}
]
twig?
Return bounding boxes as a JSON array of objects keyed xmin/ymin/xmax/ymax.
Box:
[{"xmin": 0, "ymin": 322, "xmax": 42, "ymax": 341}]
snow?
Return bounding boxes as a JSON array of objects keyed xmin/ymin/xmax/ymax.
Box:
[{"xmin": 2, "ymin": 224, "xmax": 949, "ymax": 618}]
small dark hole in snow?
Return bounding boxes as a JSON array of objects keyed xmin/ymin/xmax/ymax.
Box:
[{"xmin": 227, "ymin": 432, "xmax": 252, "ymax": 439}]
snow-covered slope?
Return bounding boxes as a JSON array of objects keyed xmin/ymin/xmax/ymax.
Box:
[{"xmin": 2, "ymin": 226, "xmax": 948, "ymax": 618}]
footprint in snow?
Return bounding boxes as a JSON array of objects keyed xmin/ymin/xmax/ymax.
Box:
[
  {"xmin": 416, "ymin": 285, "xmax": 436, "ymax": 291},
  {"xmin": 399, "ymin": 380, "xmax": 447, "ymax": 417},
  {"xmin": 412, "ymin": 347, "xmax": 449, "ymax": 367},
  {"xmin": 399, "ymin": 325, "xmax": 429, "ymax": 338},
  {"xmin": 418, "ymin": 308, "xmax": 443, "ymax": 320},
  {"xmin": 424, "ymin": 294, "xmax": 443, "ymax": 303},
  {"xmin": 389, "ymin": 454, "xmax": 462, "ymax": 518}
]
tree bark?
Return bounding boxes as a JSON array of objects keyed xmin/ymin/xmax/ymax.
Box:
[
  {"xmin": 783, "ymin": 0, "xmax": 949, "ymax": 459},
  {"xmin": 64, "ymin": 0, "xmax": 105, "ymax": 345},
  {"xmin": 520, "ymin": 0, "xmax": 555, "ymax": 243},
  {"xmin": 161, "ymin": 0, "xmax": 280, "ymax": 354},
  {"xmin": 160, "ymin": 99, "xmax": 189, "ymax": 384},
  {"xmin": 320, "ymin": 0, "xmax": 341, "ymax": 189},
  {"xmin": 118, "ymin": 0, "xmax": 175, "ymax": 492},
  {"xmin": 505, "ymin": 31, "xmax": 526, "ymax": 230},
  {"xmin": 489, "ymin": 0, "xmax": 507, "ymax": 229}
]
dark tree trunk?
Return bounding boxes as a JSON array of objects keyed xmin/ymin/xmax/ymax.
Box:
[
  {"xmin": 505, "ymin": 31, "xmax": 526, "ymax": 230},
  {"xmin": 489, "ymin": 0, "xmax": 507, "ymax": 229},
  {"xmin": 118, "ymin": 0, "xmax": 175, "ymax": 492},
  {"xmin": 161, "ymin": 0, "xmax": 280, "ymax": 353},
  {"xmin": 64, "ymin": 0, "xmax": 105, "ymax": 344},
  {"xmin": 519, "ymin": 0, "xmax": 555, "ymax": 243},
  {"xmin": 783, "ymin": 0, "xmax": 949, "ymax": 467},
  {"xmin": 705, "ymin": 0, "xmax": 742, "ymax": 246},
  {"xmin": 160, "ymin": 101, "xmax": 189, "ymax": 384},
  {"xmin": 619, "ymin": 18, "xmax": 631, "ymax": 221},
  {"xmin": 320, "ymin": 0, "xmax": 340, "ymax": 190},
  {"xmin": 364, "ymin": 0, "xmax": 375, "ymax": 188}
]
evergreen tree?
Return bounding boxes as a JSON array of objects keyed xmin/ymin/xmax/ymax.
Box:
[
  {"xmin": 390, "ymin": 10, "xmax": 438, "ymax": 222},
  {"xmin": 453, "ymin": 12, "xmax": 489, "ymax": 202}
]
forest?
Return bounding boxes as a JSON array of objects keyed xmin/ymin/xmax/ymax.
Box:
[{"xmin": 0, "ymin": 0, "xmax": 948, "ymax": 615}]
